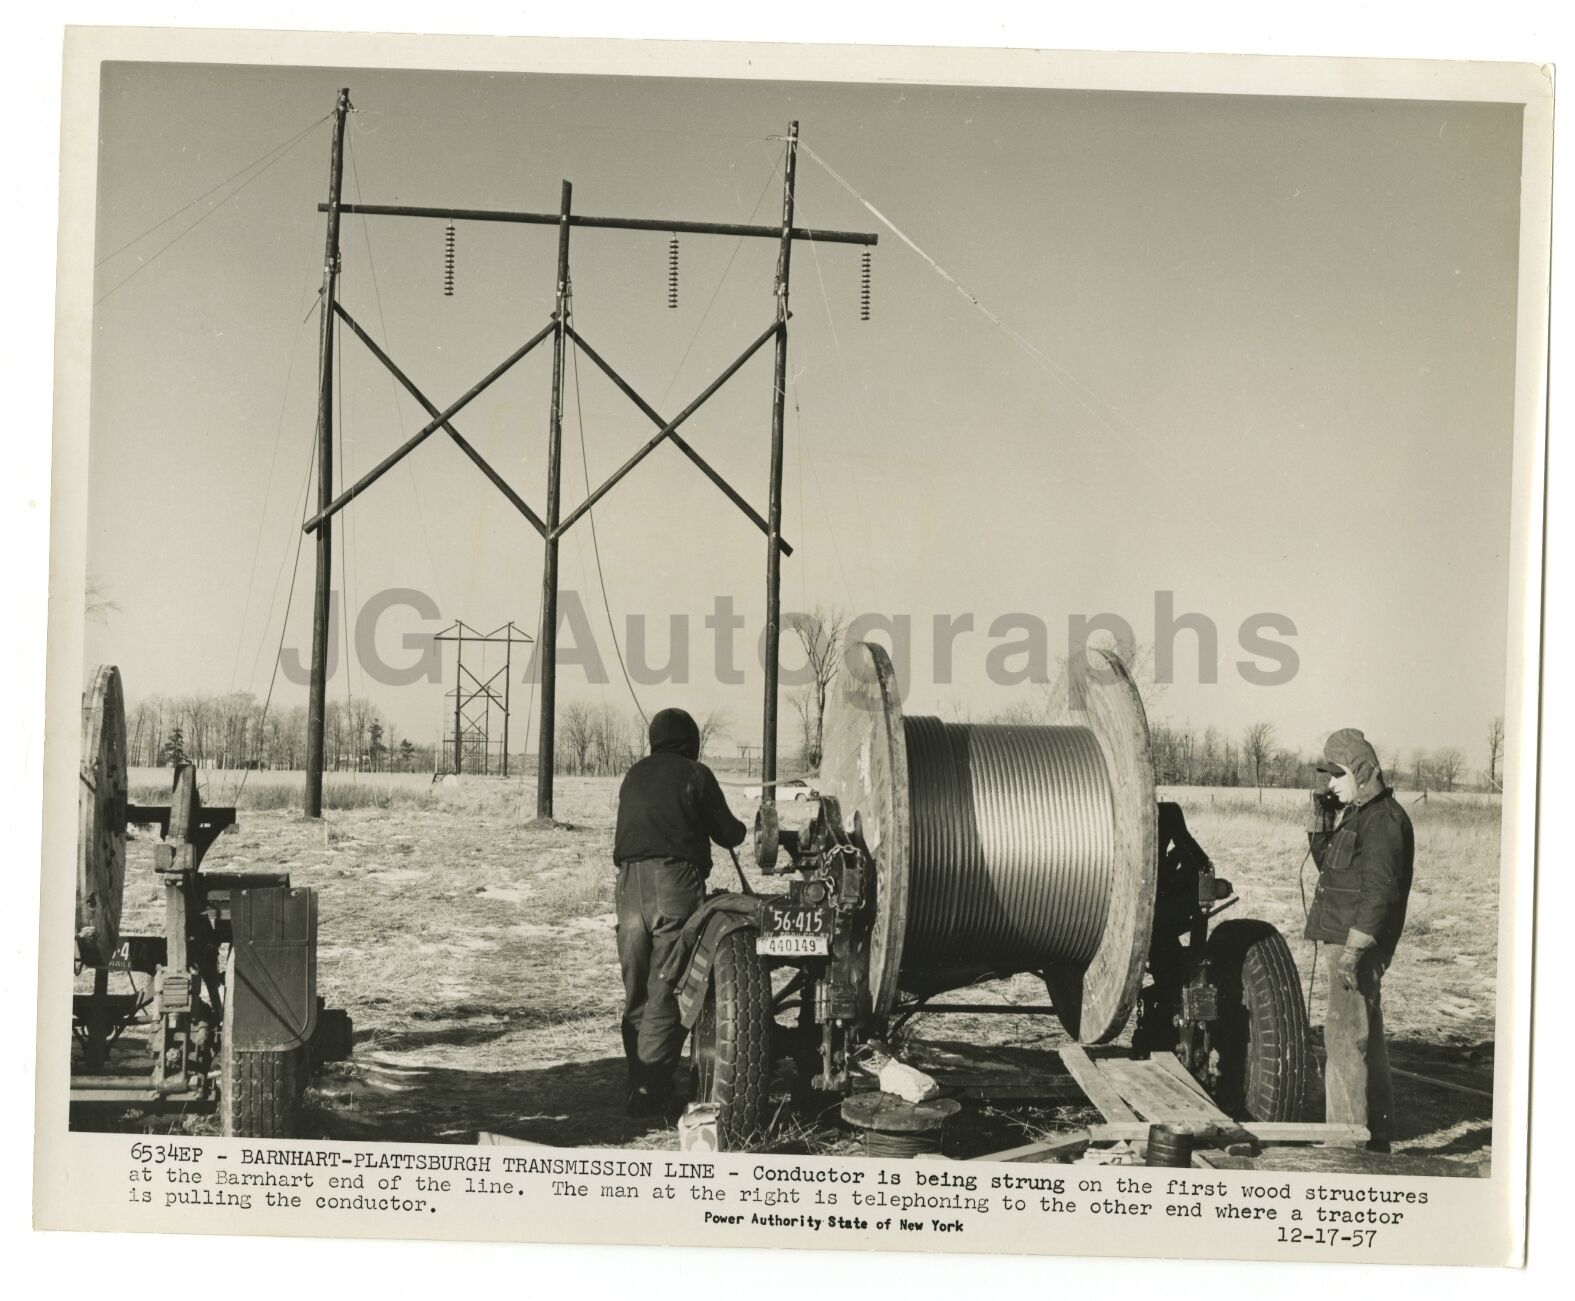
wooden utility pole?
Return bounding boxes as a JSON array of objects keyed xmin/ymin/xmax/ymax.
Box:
[
  {"xmin": 760, "ymin": 122, "xmax": 799, "ymax": 808},
  {"xmin": 304, "ymin": 88, "xmax": 350, "ymax": 819},
  {"xmin": 535, "ymin": 182, "xmax": 573, "ymax": 821}
]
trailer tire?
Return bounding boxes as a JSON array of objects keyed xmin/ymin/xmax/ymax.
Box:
[
  {"xmin": 689, "ymin": 928, "xmax": 773, "ymax": 1149},
  {"xmin": 219, "ymin": 951, "xmax": 300, "ymax": 1138},
  {"xmin": 1207, "ymin": 919, "xmax": 1310, "ymax": 1122}
]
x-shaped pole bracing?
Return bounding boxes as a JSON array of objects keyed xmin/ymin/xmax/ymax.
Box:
[{"xmin": 304, "ymin": 306, "xmax": 794, "ymax": 556}]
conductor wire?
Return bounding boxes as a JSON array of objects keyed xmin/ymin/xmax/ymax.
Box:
[{"xmin": 902, "ymin": 716, "xmax": 1115, "ymax": 972}]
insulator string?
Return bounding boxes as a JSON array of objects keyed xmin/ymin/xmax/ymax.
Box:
[
  {"xmin": 859, "ymin": 248, "xmax": 872, "ymax": 321},
  {"xmin": 443, "ymin": 221, "xmax": 456, "ymax": 296},
  {"xmin": 667, "ymin": 233, "xmax": 680, "ymax": 308}
]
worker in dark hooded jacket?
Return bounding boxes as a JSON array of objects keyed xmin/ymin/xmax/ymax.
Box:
[
  {"xmin": 1305, "ymin": 728, "xmax": 1414, "ymax": 1151},
  {"xmin": 613, "ymin": 707, "xmax": 746, "ymax": 1116}
]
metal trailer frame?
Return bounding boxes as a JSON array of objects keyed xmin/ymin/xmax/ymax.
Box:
[{"xmin": 72, "ymin": 672, "xmax": 350, "ymax": 1131}]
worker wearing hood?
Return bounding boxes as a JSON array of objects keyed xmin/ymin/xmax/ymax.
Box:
[
  {"xmin": 613, "ymin": 707, "xmax": 746, "ymax": 1117},
  {"xmin": 1305, "ymin": 728, "xmax": 1415, "ymax": 1151}
]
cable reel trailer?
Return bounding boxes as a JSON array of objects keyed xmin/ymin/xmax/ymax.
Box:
[
  {"xmin": 676, "ymin": 643, "xmax": 1310, "ymax": 1148},
  {"xmin": 71, "ymin": 666, "xmax": 351, "ymax": 1136}
]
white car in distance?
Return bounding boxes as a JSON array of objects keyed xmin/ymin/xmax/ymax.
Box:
[{"xmin": 741, "ymin": 778, "xmax": 819, "ymax": 802}]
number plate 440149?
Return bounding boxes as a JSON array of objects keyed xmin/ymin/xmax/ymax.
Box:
[{"xmin": 757, "ymin": 902, "xmax": 831, "ymax": 957}]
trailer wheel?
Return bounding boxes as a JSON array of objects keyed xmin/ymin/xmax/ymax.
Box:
[
  {"xmin": 1206, "ymin": 919, "xmax": 1310, "ymax": 1122},
  {"xmin": 689, "ymin": 928, "xmax": 773, "ymax": 1149},
  {"xmin": 219, "ymin": 951, "xmax": 300, "ymax": 1138}
]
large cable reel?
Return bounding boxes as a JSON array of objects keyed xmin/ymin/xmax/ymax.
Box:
[
  {"xmin": 77, "ymin": 665, "xmax": 129, "ymax": 967},
  {"xmin": 817, "ymin": 642, "xmax": 1157, "ymax": 1043}
]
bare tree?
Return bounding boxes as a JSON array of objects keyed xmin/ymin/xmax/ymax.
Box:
[
  {"xmin": 786, "ymin": 606, "xmax": 846, "ymax": 772},
  {"xmin": 788, "ymin": 687, "xmax": 819, "ymax": 772},
  {"xmin": 183, "ymin": 695, "xmax": 213, "ymax": 768},
  {"xmin": 987, "ymin": 697, "xmax": 1048, "ymax": 726},
  {"xmin": 1433, "ymin": 746, "xmax": 1466, "ymax": 792},
  {"xmin": 1200, "ymin": 726, "xmax": 1221, "ymax": 786},
  {"xmin": 697, "ymin": 708, "xmax": 731, "ymax": 761},
  {"xmin": 1486, "ymin": 716, "xmax": 1505, "ymax": 790},
  {"xmin": 1409, "ymin": 749, "xmax": 1430, "ymax": 792},
  {"xmin": 1243, "ymin": 722, "xmax": 1276, "ymax": 801},
  {"xmin": 559, "ymin": 700, "xmax": 596, "ymax": 775},
  {"xmin": 580, "ymin": 702, "xmax": 639, "ymax": 776},
  {"xmin": 1270, "ymin": 747, "xmax": 1300, "ymax": 788},
  {"xmin": 277, "ymin": 705, "xmax": 307, "ymax": 770},
  {"xmin": 346, "ymin": 696, "xmax": 378, "ymax": 772},
  {"xmin": 128, "ymin": 697, "xmax": 157, "ymax": 767}
]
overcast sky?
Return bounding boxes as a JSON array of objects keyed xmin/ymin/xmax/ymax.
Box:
[{"xmin": 83, "ymin": 61, "xmax": 1524, "ymax": 765}]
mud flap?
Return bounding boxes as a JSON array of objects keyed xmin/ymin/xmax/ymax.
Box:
[
  {"xmin": 676, "ymin": 909, "xmax": 762, "ymax": 1030},
  {"xmin": 231, "ymin": 886, "xmax": 318, "ymax": 1051}
]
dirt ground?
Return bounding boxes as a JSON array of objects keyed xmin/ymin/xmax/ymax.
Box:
[{"xmin": 81, "ymin": 770, "xmax": 1496, "ymax": 1174}]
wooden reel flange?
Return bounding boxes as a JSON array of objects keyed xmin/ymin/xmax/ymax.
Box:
[{"xmin": 77, "ymin": 665, "xmax": 128, "ymax": 967}]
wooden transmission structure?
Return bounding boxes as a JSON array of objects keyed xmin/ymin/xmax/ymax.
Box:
[{"xmin": 297, "ymin": 89, "xmax": 877, "ymax": 820}]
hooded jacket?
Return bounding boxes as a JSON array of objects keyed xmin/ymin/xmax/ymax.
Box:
[
  {"xmin": 1304, "ymin": 786, "xmax": 1414, "ymax": 960},
  {"xmin": 613, "ymin": 708, "xmax": 747, "ymax": 873}
]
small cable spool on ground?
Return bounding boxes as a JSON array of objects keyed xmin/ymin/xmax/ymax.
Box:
[
  {"xmin": 841, "ymin": 1093, "xmax": 960, "ymax": 1158},
  {"xmin": 818, "ymin": 643, "xmax": 1157, "ymax": 1044}
]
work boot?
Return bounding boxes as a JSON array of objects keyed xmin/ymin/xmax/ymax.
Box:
[{"xmin": 625, "ymin": 1086, "xmax": 664, "ymax": 1119}]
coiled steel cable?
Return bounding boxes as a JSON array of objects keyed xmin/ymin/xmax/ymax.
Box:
[
  {"xmin": 864, "ymin": 1127, "xmax": 943, "ymax": 1158},
  {"xmin": 903, "ymin": 716, "xmax": 1115, "ymax": 974}
]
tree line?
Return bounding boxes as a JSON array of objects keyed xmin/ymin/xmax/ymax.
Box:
[
  {"xmin": 554, "ymin": 700, "xmax": 731, "ymax": 777},
  {"xmin": 124, "ymin": 615, "xmax": 1507, "ymax": 794},
  {"xmin": 125, "ymin": 692, "xmax": 431, "ymax": 773}
]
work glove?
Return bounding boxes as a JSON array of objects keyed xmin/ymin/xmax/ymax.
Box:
[{"xmin": 1338, "ymin": 930, "xmax": 1378, "ymax": 992}]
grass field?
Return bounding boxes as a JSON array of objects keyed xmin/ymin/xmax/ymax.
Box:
[{"xmin": 98, "ymin": 769, "xmax": 1498, "ymax": 1172}]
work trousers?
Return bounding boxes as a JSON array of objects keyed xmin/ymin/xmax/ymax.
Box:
[
  {"xmin": 1322, "ymin": 943, "xmax": 1394, "ymax": 1144},
  {"xmin": 615, "ymin": 858, "xmax": 705, "ymax": 1094}
]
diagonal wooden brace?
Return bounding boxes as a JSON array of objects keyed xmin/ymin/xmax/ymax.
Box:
[
  {"xmin": 565, "ymin": 322, "xmax": 793, "ymax": 556},
  {"xmin": 333, "ymin": 304, "xmax": 547, "ymax": 535},
  {"xmin": 304, "ymin": 315, "xmax": 556, "ymax": 533},
  {"xmin": 553, "ymin": 318, "xmax": 787, "ymax": 541}
]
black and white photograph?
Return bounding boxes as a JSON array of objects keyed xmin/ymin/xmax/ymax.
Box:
[{"xmin": 30, "ymin": 23, "xmax": 1551, "ymax": 1268}]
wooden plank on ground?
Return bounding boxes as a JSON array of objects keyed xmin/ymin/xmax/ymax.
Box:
[
  {"xmin": 1099, "ymin": 1059, "xmax": 1223, "ymax": 1121},
  {"xmin": 1089, "ymin": 1120, "xmax": 1367, "ymax": 1146},
  {"xmin": 1095, "ymin": 1060, "xmax": 1184, "ymax": 1120},
  {"xmin": 969, "ymin": 1129, "xmax": 1094, "ymax": 1163},
  {"xmin": 1137, "ymin": 1066, "xmax": 1232, "ymax": 1120},
  {"xmin": 1202, "ymin": 1148, "xmax": 1468, "ymax": 1176},
  {"xmin": 1059, "ymin": 1045, "xmax": 1139, "ymax": 1122},
  {"xmin": 1148, "ymin": 1052, "xmax": 1223, "ymax": 1105},
  {"xmin": 930, "ymin": 1070, "xmax": 1082, "ymax": 1101}
]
